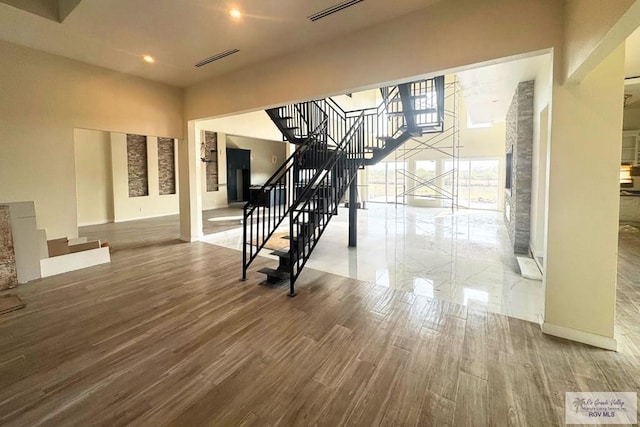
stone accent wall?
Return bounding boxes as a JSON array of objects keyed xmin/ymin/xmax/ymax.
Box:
[
  {"xmin": 158, "ymin": 137, "xmax": 176, "ymax": 195},
  {"xmin": 0, "ymin": 206, "xmax": 17, "ymax": 290},
  {"xmin": 504, "ymin": 80, "xmax": 534, "ymax": 254},
  {"xmin": 204, "ymin": 131, "xmax": 219, "ymax": 192},
  {"xmin": 127, "ymin": 134, "xmax": 149, "ymax": 197}
]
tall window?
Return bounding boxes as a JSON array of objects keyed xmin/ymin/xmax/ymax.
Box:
[
  {"xmin": 414, "ymin": 160, "xmax": 437, "ymax": 198},
  {"xmin": 445, "ymin": 159, "xmax": 499, "ymax": 209},
  {"xmin": 366, "ymin": 161, "xmax": 407, "ymax": 203},
  {"xmin": 367, "ymin": 163, "xmax": 386, "ymax": 202}
]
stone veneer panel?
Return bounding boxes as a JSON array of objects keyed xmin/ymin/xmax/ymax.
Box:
[
  {"xmin": 504, "ymin": 80, "xmax": 534, "ymax": 254},
  {"xmin": 127, "ymin": 134, "xmax": 149, "ymax": 197},
  {"xmin": 0, "ymin": 206, "xmax": 17, "ymax": 290},
  {"xmin": 158, "ymin": 137, "xmax": 176, "ymax": 195},
  {"xmin": 204, "ymin": 131, "xmax": 219, "ymax": 192}
]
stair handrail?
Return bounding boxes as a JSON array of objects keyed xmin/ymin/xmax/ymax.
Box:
[
  {"xmin": 291, "ymin": 111, "xmax": 364, "ymax": 208},
  {"xmin": 242, "ymin": 117, "xmax": 329, "ymax": 279},
  {"xmin": 323, "ymin": 86, "xmax": 403, "ymax": 152},
  {"xmin": 287, "ymin": 112, "xmax": 365, "ymax": 295}
]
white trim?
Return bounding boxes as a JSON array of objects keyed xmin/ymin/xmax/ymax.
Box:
[
  {"xmin": 528, "ymin": 242, "xmax": 545, "ymax": 273},
  {"xmin": 113, "ymin": 211, "xmax": 179, "ymax": 223},
  {"xmin": 78, "ymin": 219, "xmax": 113, "ymax": 227},
  {"xmin": 541, "ymin": 322, "xmax": 617, "ymax": 351},
  {"xmin": 624, "ymin": 77, "xmax": 640, "ymax": 86},
  {"xmin": 180, "ymin": 235, "xmax": 200, "ymax": 243}
]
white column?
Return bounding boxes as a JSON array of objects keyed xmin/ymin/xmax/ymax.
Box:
[{"xmin": 179, "ymin": 121, "xmax": 202, "ymax": 242}]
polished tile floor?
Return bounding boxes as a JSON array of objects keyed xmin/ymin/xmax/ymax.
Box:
[{"xmin": 202, "ymin": 204, "xmax": 544, "ymax": 323}]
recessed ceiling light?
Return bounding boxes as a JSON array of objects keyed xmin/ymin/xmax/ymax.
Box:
[
  {"xmin": 229, "ymin": 8, "xmax": 242, "ymax": 19},
  {"xmin": 143, "ymin": 55, "xmax": 155, "ymax": 63}
]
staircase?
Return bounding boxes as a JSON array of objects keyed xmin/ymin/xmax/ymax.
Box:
[{"xmin": 242, "ymin": 76, "xmax": 445, "ymax": 295}]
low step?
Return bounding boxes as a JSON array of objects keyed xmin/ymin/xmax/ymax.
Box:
[
  {"xmin": 258, "ymin": 267, "xmax": 290, "ymax": 285},
  {"xmin": 291, "ymin": 235, "xmax": 315, "ymax": 249},
  {"xmin": 516, "ymin": 256, "xmax": 542, "ymax": 281},
  {"xmin": 271, "ymin": 250, "xmax": 295, "ymax": 271},
  {"xmin": 270, "ymin": 249, "xmax": 290, "ymax": 259}
]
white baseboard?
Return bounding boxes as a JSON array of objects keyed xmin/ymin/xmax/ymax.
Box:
[
  {"xmin": 78, "ymin": 219, "xmax": 113, "ymax": 227},
  {"xmin": 180, "ymin": 235, "xmax": 201, "ymax": 243},
  {"xmin": 114, "ymin": 212, "xmax": 179, "ymax": 223},
  {"xmin": 541, "ymin": 322, "xmax": 617, "ymax": 351}
]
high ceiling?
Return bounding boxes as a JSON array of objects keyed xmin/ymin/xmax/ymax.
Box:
[
  {"xmin": 0, "ymin": 0, "xmax": 442, "ymax": 87},
  {"xmin": 457, "ymin": 54, "xmax": 551, "ymax": 125}
]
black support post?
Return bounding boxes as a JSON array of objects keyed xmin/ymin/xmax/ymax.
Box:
[{"xmin": 348, "ymin": 174, "xmax": 357, "ymax": 247}]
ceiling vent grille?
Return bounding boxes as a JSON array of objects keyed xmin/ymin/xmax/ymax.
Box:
[
  {"xmin": 194, "ymin": 49, "xmax": 240, "ymax": 67},
  {"xmin": 308, "ymin": 0, "xmax": 364, "ymax": 22}
]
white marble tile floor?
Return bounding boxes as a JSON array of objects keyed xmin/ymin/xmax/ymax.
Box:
[{"xmin": 201, "ymin": 204, "xmax": 544, "ymax": 323}]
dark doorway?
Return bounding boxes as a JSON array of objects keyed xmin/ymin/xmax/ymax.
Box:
[{"xmin": 226, "ymin": 148, "xmax": 251, "ymax": 203}]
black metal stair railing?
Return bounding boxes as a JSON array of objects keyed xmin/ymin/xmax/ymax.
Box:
[
  {"xmin": 320, "ymin": 85, "xmax": 404, "ymax": 153},
  {"xmin": 241, "ymin": 116, "xmax": 329, "ymax": 280},
  {"xmin": 245, "ymin": 76, "xmax": 446, "ymax": 289},
  {"xmin": 266, "ymin": 100, "xmax": 329, "ymax": 144},
  {"xmin": 408, "ymin": 77, "xmax": 445, "ymax": 131},
  {"xmin": 287, "ymin": 112, "xmax": 365, "ymax": 296}
]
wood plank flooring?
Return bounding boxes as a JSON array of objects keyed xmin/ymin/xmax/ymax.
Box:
[{"xmin": 0, "ymin": 230, "xmax": 638, "ymax": 425}]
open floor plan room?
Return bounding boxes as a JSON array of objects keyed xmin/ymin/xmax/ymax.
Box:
[{"xmin": 0, "ymin": 232, "xmax": 639, "ymax": 425}]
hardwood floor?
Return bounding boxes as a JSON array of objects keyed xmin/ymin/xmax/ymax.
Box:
[
  {"xmin": 78, "ymin": 207, "xmax": 243, "ymax": 252},
  {"xmin": 0, "ymin": 230, "xmax": 639, "ymax": 425}
]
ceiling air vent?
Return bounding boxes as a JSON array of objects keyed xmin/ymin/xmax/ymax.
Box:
[
  {"xmin": 308, "ymin": 0, "xmax": 364, "ymax": 22},
  {"xmin": 194, "ymin": 49, "xmax": 240, "ymax": 68}
]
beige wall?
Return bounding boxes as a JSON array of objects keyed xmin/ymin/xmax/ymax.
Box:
[
  {"xmin": 0, "ymin": 40, "xmax": 183, "ymax": 239},
  {"xmin": 74, "ymin": 129, "xmax": 179, "ymax": 224},
  {"xmin": 543, "ymin": 44, "xmax": 626, "ymax": 346},
  {"xmin": 198, "ymin": 111, "xmax": 282, "ymax": 142},
  {"xmin": 564, "ymin": 0, "xmax": 636, "ymax": 81},
  {"xmin": 180, "ymin": 0, "xmax": 564, "ymax": 242},
  {"xmin": 184, "ymin": 0, "xmax": 563, "ymax": 121},
  {"xmin": 74, "ymin": 128, "xmax": 114, "ymax": 226},
  {"xmin": 110, "ymin": 133, "xmax": 179, "ymax": 222},
  {"xmin": 226, "ymin": 135, "xmax": 287, "ymax": 186}
]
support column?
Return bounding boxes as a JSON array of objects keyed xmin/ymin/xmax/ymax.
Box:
[
  {"xmin": 178, "ymin": 120, "xmax": 203, "ymax": 242},
  {"xmin": 348, "ymin": 174, "xmax": 357, "ymax": 247},
  {"xmin": 542, "ymin": 45, "xmax": 625, "ymax": 350}
]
